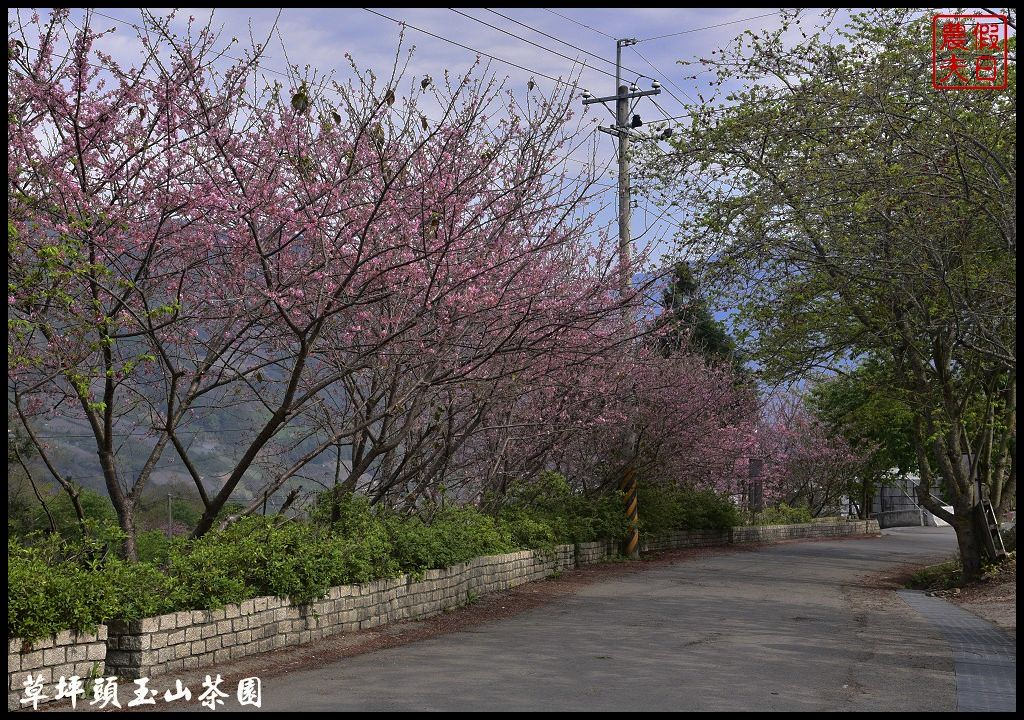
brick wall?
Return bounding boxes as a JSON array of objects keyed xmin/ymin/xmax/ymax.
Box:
[
  {"xmin": 731, "ymin": 519, "xmax": 878, "ymax": 544},
  {"xmin": 748, "ymin": 519, "xmax": 879, "ymax": 542},
  {"xmin": 7, "ymin": 628, "xmax": 107, "ymax": 711},
  {"xmin": 575, "ymin": 539, "xmax": 616, "ymax": 565}
]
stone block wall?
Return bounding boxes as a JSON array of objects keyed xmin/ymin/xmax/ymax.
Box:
[
  {"xmin": 7, "ymin": 628, "xmax": 107, "ymax": 711},
  {"xmin": 642, "ymin": 519, "xmax": 879, "ymax": 553},
  {"xmin": 105, "ymin": 544, "xmax": 579, "ymax": 681},
  {"xmin": 575, "ymin": 540, "xmax": 616, "ymax": 566},
  {"xmin": 642, "ymin": 529, "xmax": 731, "ymax": 553},
  {"xmin": 731, "ymin": 519, "xmax": 878, "ymax": 544}
]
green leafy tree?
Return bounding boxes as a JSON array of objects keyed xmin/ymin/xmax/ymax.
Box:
[
  {"xmin": 807, "ymin": 358, "xmax": 920, "ymax": 517},
  {"xmin": 642, "ymin": 8, "xmax": 1015, "ymax": 579},
  {"xmin": 808, "ymin": 359, "xmax": 917, "ymax": 475}
]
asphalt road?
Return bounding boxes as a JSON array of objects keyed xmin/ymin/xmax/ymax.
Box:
[{"xmin": 250, "ymin": 527, "xmax": 959, "ymax": 712}]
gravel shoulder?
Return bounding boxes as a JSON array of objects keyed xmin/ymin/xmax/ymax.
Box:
[{"xmin": 949, "ymin": 558, "xmax": 1016, "ymax": 638}]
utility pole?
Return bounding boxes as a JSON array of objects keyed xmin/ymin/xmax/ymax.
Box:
[
  {"xmin": 582, "ymin": 39, "xmax": 666, "ymax": 559},
  {"xmin": 615, "ymin": 39, "xmax": 634, "ymax": 300}
]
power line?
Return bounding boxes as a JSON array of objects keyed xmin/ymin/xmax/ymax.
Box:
[
  {"xmin": 492, "ymin": 9, "xmax": 829, "ymax": 128},
  {"xmin": 483, "ymin": 9, "xmax": 652, "ymax": 82},
  {"xmin": 637, "ymin": 11, "xmax": 785, "ymax": 43},
  {"xmin": 88, "ymin": 9, "xmax": 578, "ymax": 124},
  {"xmin": 361, "ymin": 8, "xmax": 583, "ymax": 90},
  {"xmin": 643, "ymin": 92, "xmax": 805, "ymax": 123},
  {"xmin": 486, "ymin": 8, "xmax": 611, "ymax": 65},
  {"xmin": 546, "ymin": 16, "xmax": 769, "ymax": 119},
  {"xmin": 542, "ymin": 8, "xmax": 615, "ymax": 39},
  {"xmin": 535, "ymin": 8, "xmax": 787, "ymax": 49},
  {"xmin": 630, "ymin": 46, "xmax": 696, "ymax": 106},
  {"xmin": 448, "ymin": 8, "xmax": 618, "ymax": 82},
  {"xmin": 451, "ymin": 8, "xmax": 681, "ymax": 169},
  {"xmin": 360, "ymin": 8, "xmax": 635, "ymax": 189},
  {"xmin": 485, "ymin": 10, "xmax": 689, "ymax": 128}
]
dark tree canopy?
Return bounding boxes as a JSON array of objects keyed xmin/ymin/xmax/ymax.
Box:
[{"xmin": 654, "ymin": 261, "xmax": 745, "ymax": 376}]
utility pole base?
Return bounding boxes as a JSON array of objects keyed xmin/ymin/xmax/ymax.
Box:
[{"xmin": 620, "ymin": 466, "xmax": 640, "ymax": 558}]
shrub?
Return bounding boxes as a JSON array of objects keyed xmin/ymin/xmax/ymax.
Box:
[
  {"xmin": 498, "ymin": 472, "xmax": 628, "ymax": 544},
  {"xmin": 395, "ymin": 506, "xmax": 516, "ymax": 571},
  {"xmin": 8, "ymin": 486, "xmax": 122, "ymax": 545},
  {"xmin": 637, "ymin": 484, "xmax": 740, "ymax": 537},
  {"xmin": 178, "ymin": 516, "xmax": 401, "ymax": 605},
  {"xmin": 166, "ymin": 532, "xmax": 257, "ymax": 610},
  {"xmin": 135, "ymin": 530, "xmax": 178, "ymax": 566},
  {"xmin": 9, "ymin": 538, "xmax": 90, "ymax": 641},
  {"xmin": 499, "ymin": 508, "xmax": 557, "ymax": 551},
  {"xmin": 97, "ymin": 559, "xmax": 174, "ymax": 620},
  {"xmin": 8, "ymin": 536, "xmax": 173, "ymax": 641},
  {"xmin": 752, "ymin": 504, "xmax": 814, "ymax": 526}
]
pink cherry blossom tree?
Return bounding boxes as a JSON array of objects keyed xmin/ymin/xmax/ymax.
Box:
[
  {"xmin": 8, "ymin": 9, "xmax": 639, "ymax": 557},
  {"xmin": 749, "ymin": 393, "xmax": 867, "ymax": 515}
]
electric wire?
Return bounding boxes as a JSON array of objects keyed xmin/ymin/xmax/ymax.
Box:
[
  {"xmin": 542, "ymin": 8, "xmax": 615, "ymax": 39},
  {"xmin": 483, "ymin": 8, "xmax": 652, "ymax": 82},
  {"xmin": 637, "ymin": 11, "xmax": 785, "ymax": 42},
  {"xmin": 447, "ymin": 8, "xmax": 618, "ymax": 82},
  {"xmin": 362, "ymin": 8, "xmax": 583, "ymax": 90}
]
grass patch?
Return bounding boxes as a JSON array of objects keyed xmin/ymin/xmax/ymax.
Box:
[
  {"xmin": 905, "ymin": 558, "xmax": 963, "ymax": 591},
  {"xmin": 905, "ymin": 551, "xmax": 1017, "ymax": 591},
  {"xmin": 981, "ymin": 551, "xmax": 1016, "ymax": 584}
]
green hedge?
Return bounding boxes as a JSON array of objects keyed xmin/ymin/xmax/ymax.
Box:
[
  {"xmin": 8, "ymin": 478, "xmax": 737, "ymax": 641},
  {"xmin": 8, "ymin": 537, "xmax": 173, "ymax": 643},
  {"xmin": 750, "ymin": 504, "xmax": 814, "ymax": 526},
  {"xmin": 497, "ymin": 471, "xmax": 628, "ymax": 547},
  {"xmin": 636, "ymin": 484, "xmax": 741, "ymax": 537},
  {"xmin": 9, "ymin": 486, "xmax": 600, "ymax": 640}
]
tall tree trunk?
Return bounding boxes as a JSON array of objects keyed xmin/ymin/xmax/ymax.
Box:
[
  {"xmin": 113, "ymin": 499, "xmax": 138, "ymax": 562},
  {"xmin": 952, "ymin": 495, "xmax": 987, "ymax": 582},
  {"xmin": 993, "ymin": 378, "xmax": 1016, "ymax": 519},
  {"xmin": 330, "ymin": 442, "xmax": 344, "ymax": 525},
  {"xmin": 911, "ymin": 414, "xmax": 987, "ymax": 582}
]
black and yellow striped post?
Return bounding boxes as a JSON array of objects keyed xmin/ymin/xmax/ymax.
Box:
[{"xmin": 620, "ymin": 465, "xmax": 640, "ymax": 558}]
